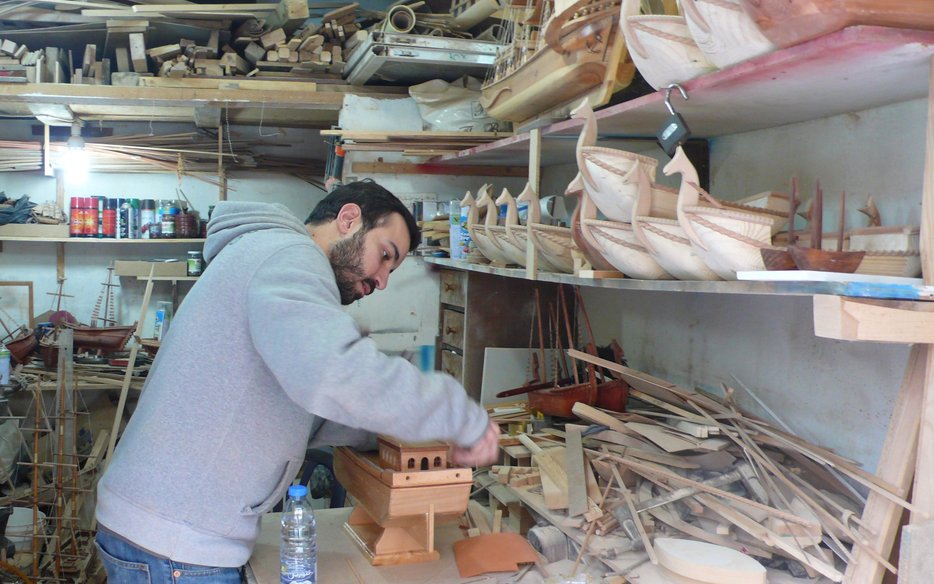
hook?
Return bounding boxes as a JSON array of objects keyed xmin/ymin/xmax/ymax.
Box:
[{"xmin": 664, "ymin": 83, "xmax": 688, "ymax": 116}]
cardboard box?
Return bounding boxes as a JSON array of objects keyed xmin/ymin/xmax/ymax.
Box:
[
  {"xmin": 114, "ymin": 259, "xmax": 188, "ymax": 277},
  {"xmin": 0, "ymin": 223, "xmax": 69, "ymax": 238}
]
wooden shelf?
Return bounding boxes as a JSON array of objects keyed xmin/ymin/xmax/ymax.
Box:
[
  {"xmin": 432, "ymin": 26, "xmax": 934, "ymax": 166},
  {"xmin": 134, "ymin": 276, "xmax": 199, "ymax": 281},
  {"xmin": 0, "ymin": 237, "xmax": 204, "ymax": 244},
  {"xmin": 0, "ymin": 82, "xmax": 406, "ymax": 127},
  {"xmin": 425, "ymin": 258, "xmax": 934, "ymax": 301}
]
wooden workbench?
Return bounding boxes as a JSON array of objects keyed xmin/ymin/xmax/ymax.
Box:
[{"xmin": 246, "ymin": 507, "xmax": 490, "ymax": 584}]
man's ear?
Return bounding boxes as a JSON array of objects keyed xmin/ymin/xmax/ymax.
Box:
[{"xmin": 335, "ymin": 203, "xmax": 363, "ymax": 236}]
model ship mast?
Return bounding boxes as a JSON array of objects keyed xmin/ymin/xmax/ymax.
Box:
[{"xmin": 89, "ymin": 265, "xmax": 118, "ymax": 328}]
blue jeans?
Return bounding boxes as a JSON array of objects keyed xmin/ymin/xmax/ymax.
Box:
[{"xmin": 95, "ymin": 527, "xmax": 243, "ymax": 584}]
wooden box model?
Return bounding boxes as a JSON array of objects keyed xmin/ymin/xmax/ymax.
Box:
[{"xmin": 333, "ymin": 436, "xmax": 472, "ymax": 566}]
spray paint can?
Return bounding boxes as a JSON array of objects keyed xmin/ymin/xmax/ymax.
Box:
[
  {"xmin": 116, "ymin": 198, "xmax": 128, "ymax": 239},
  {"xmin": 140, "ymin": 199, "xmax": 156, "ymax": 239},
  {"xmin": 103, "ymin": 198, "xmax": 117, "ymax": 238}
]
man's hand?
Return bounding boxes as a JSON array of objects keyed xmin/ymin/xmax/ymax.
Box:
[{"xmin": 450, "ymin": 420, "xmax": 501, "ymax": 467}]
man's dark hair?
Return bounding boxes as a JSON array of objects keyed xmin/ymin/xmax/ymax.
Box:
[{"xmin": 305, "ymin": 179, "xmax": 421, "ymax": 252}]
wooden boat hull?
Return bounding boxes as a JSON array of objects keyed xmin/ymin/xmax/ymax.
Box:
[
  {"xmin": 528, "ymin": 224, "xmax": 575, "ymax": 273},
  {"xmin": 529, "ymin": 380, "xmax": 598, "ymax": 418},
  {"xmin": 623, "ymin": 15, "xmax": 715, "ymax": 90},
  {"xmin": 488, "ymin": 225, "xmax": 526, "ymax": 266},
  {"xmin": 482, "ymin": 57, "xmax": 608, "ymax": 122},
  {"xmin": 760, "ymin": 247, "xmax": 797, "ymax": 271},
  {"xmin": 333, "ymin": 447, "xmax": 471, "ymax": 529},
  {"xmin": 582, "ymin": 218, "xmax": 673, "ymax": 279},
  {"xmin": 5, "ymin": 330, "xmax": 37, "ymax": 365},
  {"xmin": 469, "ymin": 225, "xmax": 511, "ymax": 265},
  {"xmin": 741, "ymin": 0, "xmax": 934, "ymax": 48},
  {"xmin": 634, "ymin": 216, "xmax": 721, "ymax": 280},
  {"xmin": 679, "ymin": 205, "xmax": 774, "ymax": 280},
  {"xmin": 788, "ymin": 245, "xmax": 865, "ymax": 273},
  {"xmin": 571, "ymin": 201, "xmax": 616, "ymax": 271},
  {"xmin": 855, "ymin": 251, "xmax": 922, "ymax": 278},
  {"xmin": 68, "ymin": 324, "xmax": 136, "ymax": 352},
  {"xmin": 681, "ymin": 0, "xmax": 775, "ymax": 68},
  {"xmin": 578, "ymin": 148, "xmax": 659, "ymax": 223},
  {"xmin": 481, "ymin": 0, "xmax": 630, "ymax": 123}
]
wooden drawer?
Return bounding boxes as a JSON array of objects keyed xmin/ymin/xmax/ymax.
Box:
[
  {"xmin": 441, "ymin": 308, "xmax": 465, "ymax": 350},
  {"xmin": 440, "ymin": 270, "xmax": 466, "ymax": 307},
  {"xmin": 440, "ymin": 349, "xmax": 463, "ymax": 383}
]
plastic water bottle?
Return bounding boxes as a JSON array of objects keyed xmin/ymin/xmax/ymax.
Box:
[
  {"xmin": 280, "ymin": 484, "xmax": 316, "ymax": 584},
  {"xmin": 0, "ymin": 347, "xmax": 9, "ymax": 385}
]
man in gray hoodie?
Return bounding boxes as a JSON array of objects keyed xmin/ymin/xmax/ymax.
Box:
[{"xmin": 94, "ymin": 180, "xmax": 500, "ymax": 581}]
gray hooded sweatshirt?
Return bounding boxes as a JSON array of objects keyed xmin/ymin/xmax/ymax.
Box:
[{"xmin": 95, "ymin": 201, "xmax": 489, "ymax": 567}]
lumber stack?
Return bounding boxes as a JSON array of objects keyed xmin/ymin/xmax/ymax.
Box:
[
  {"xmin": 0, "ymin": 38, "xmax": 67, "ymax": 84},
  {"xmin": 483, "ymin": 352, "xmax": 906, "ymax": 582}
]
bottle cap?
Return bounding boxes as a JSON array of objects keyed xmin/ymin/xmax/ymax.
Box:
[{"xmin": 287, "ymin": 484, "xmax": 308, "ymax": 498}]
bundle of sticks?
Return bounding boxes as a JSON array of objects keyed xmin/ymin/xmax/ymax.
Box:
[{"xmin": 494, "ymin": 349, "xmax": 902, "ymax": 582}]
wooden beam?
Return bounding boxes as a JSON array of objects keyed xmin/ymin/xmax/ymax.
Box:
[
  {"xmin": 128, "ymin": 32, "xmax": 147, "ymax": 73},
  {"xmin": 262, "ymin": 0, "xmax": 309, "ymax": 33},
  {"xmin": 813, "ymin": 295, "xmax": 934, "ymax": 344},
  {"xmin": 132, "ymin": 2, "xmax": 276, "ymax": 12},
  {"xmin": 350, "ymin": 161, "xmax": 526, "ymax": 177},
  {"xmin": 845, "ymin": 345, "xmax": 925, "ymax": 583}
]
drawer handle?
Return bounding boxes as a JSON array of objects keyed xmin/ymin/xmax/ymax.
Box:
[
  {"xmin": 445, "ymin": 326, "xmax": 459, "ymax": 335},
  {"xmin": 443, "ymin": 283, "xmax": 456, "ymax": 291}
]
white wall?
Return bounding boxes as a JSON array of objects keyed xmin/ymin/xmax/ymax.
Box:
[
  {"xmin": 552, "ymin": 98, "xmax": 926, "ymax": 473},
  {"xmin": 0, "ymin": 119, "xmax": 441, "ymax": 358}
]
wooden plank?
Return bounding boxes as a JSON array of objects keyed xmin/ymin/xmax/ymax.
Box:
[
  {"xmin": 565, "ymin": 428, "xmax": 587, "ymax": 517},
  {"xmin": 351, "ymin": 162, "xmax": 527, "ymax": 178},
  {"xmin": 114, "ymin": 47, "xmax": 130, "ymax": 73},
  {"xmin": 813, "ymin": 295, "xmax": 934, "ymax": 344},
  {"xmin": 132, "ymin": 3, "xmax": 277, "ymax": 12},
  {"xmin": 321, "ymin": 129, "xmax": 510, "ymax": 141},
  {"xmin": 263, "ymin": 0, "xmax": 309, "ymax": 32},
  {"xmin": 128, "ymin": 32, "xmax": 147, "ymax": 73}
]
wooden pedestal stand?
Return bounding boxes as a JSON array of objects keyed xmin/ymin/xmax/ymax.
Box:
[
  {"xmin": 344, "ymin": 502, "xmax": 439, "ymax": 566},
  {"xmin": 812, "ymin": 56, "xmax": 934, "ymax": 584},
  {"xmin": 333, "ymin": 442, "xmax": 472, "ymax": 567}
]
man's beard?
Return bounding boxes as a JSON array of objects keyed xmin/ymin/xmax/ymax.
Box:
[{"xmin": 329, "ymin": 229, "xmax": 375, "ymax": 305}]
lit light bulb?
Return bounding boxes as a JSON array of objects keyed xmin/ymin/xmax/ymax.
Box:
[{"xmin": 63, "ymin": 121, "xmax": 87, "ymax": 184}]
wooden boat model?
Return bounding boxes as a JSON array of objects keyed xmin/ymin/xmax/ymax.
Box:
[
  {"xmin": 479, "ymin": 187, "xmax": 525, "ymax": 266},
  {"xmin": 528, "ymin": 377, "xmax": 630, "ymax": 418},
  {"xmin": 623, "ymin": 0, "xmax": 715, "ymax": 90},
  {"xmin": 845, "ymin": 198, "xmax": 921, "ymax": 277},
  {"xmin": 566, "ymin": 173, "xmax": 618, "ymax": 272},
  {"xmin": 572, "ymin": 100, "xmax": 661, "ymax": 223},
  {"xmin": 493, "ymin": 187, "xmax": 530, "ymax": 268},
  {"xmin": 461, "ymin": 188, "xmax": 511, "ymax": 265},
  {"xmin": 480, "ymin": 0, "xmax": 637, "ymax": 124},
  {"xmin": 333, "ymin": 438, "xmax": 472, "ymax": 565},
  {"xmin": 64, "ymin": 322, "xmax": 136, "ymax": 353},
  {"xmin": 740, "ymin": 0, "xmax": 934, "ymax": 49},
  {"xmin": 665, "ymin": 146, "xmax": 781, "ymax": 279},
  {"xmin": 760, "ymin": 179, "xmax": 802, "ymax": 270},
  {"xmin": 579, "ymin": 171, "xmax": 674, "ymax": 279},
  {"xmin": 680, "ymin": 0, "xmax": 775, "ymax": 69},
  {"xmin": 517, "ymin": 183, "xmax": 576, "ymax": 273},
  {"xmin": 632, "ymin": 164, "xmax": 721, "ymax": 281},
  {"xmin": 3, "ymin": 327, "xmax": 36, "ymax": 366},
  {"xmin": 788, "ymin": 183, "xmax": 864, "ymax": 273}
]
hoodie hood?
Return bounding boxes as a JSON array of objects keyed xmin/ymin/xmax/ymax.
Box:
[{"xmin": 204, "ymin": 202, "xmax": 309, "ymax": 262}]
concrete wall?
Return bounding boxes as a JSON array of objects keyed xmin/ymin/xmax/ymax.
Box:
[{"xmin": 545, "ymin": 98, "xmax": 926, "ymax": 472}]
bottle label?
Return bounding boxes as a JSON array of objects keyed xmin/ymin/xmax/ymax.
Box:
[{"xmin": 280, "ymin": 561, "xmax": 314, "ymax": 584}]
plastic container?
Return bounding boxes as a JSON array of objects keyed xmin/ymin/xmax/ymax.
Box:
[
  {"xmin": 280, "ymin": 484, "xmax": 317, "ymax": 584},
  {"xmin": 7, "ymin": 507, "xmax": 46, "ymax": 552},
  {"xmin": 0, "ymin": 348, "xmax": 9, "ymax": 385}
]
